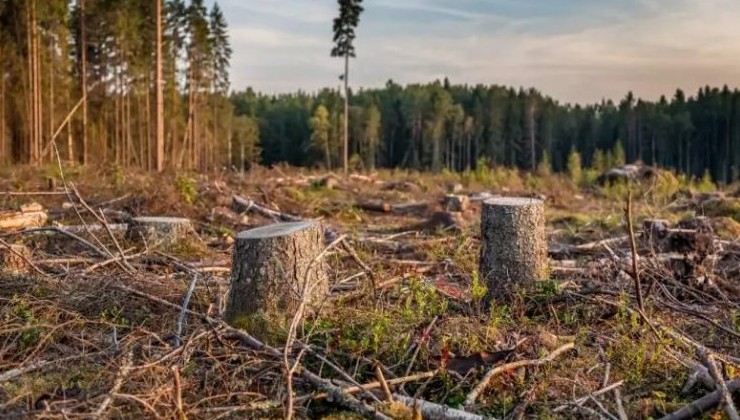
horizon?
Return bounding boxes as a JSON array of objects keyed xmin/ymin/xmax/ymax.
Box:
[{"xmin": 211, "ymin": 0, "xmax": 740, "ymax": 105}]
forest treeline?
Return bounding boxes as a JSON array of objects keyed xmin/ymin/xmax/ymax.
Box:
[{"xmin": 1, "ymin": 1, "xmax": 739, "ymax": 183}]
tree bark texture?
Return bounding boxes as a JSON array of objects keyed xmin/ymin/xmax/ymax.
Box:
[
  {"xmin": 479, "ymin": 197, "xmax": 546, "ymax": 302},
  {"xmin": 126, "ymin": 216, "xmax": 193, "ymax": 250},
  {"xmin": 225, "ymin": 221, "xmax": 328, "ymax": 325}
]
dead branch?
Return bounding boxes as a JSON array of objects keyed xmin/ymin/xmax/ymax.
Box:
[
  {"xmin": 94, "ymin": 350, "xmax": 133, "ymax": 417},
  {"xmin": 553, "ymin": 381, "xmax": 625, "ymax": 413},
  {"xmin": 625, "ymin": 188, "xmax": 644, "ymax": 311},
  {"xmin": 312, "ymin": 370, "xmax": 438, "ymax": 400},
  {"xmin": 659, "ymin": 379, "xmax": 740, "ymax": 420},
  {"xmin": 232, "ymin": 195, "xmax": 302, "ymax": 222},
  {"xmin": 698, "ymin": 348, "xmax": 740, "ymax": 420},
  {"xmin": 393, "ymin": 394, "xmax": 487, "ymax": 420},
  {"xmin": 464, "ymin": 343, "xmax": 575, "ymax": 409}
]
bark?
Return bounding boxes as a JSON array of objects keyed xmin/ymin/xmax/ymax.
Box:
[
  {"xmin": 126, "ymin": 216, "xmax": 193, "ymax": 250},
  {"xmin": 0, "ymin": 244, "xmax": 32, "ymax": 275},
  {"xmin": 155, "ymin": 0, "xmax": 165, "ymax": 172},
  {"xmin": 443, "ymin": 194, "xmax": 470, "ymax": 212},
  {"xmin": 480, "ymin": 197, "xmax": 547, "ymax": 302},
  {"xmin": 80, "ymin": 0, "xmax": 88, "ymax": 164},
  {"xmin": 225, "ymin": 221, "xmax": 328, "ymax": 326}
]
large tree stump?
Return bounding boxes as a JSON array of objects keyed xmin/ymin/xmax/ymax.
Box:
[
  {"xmin": 479, "ymin": 197, "xmax": 547, "ymax": 302},
  {"xmin": 0, "ymin": 244, "xmax": 31, "ymax": 275},
  {"xmin": 443, "ymin": 194, "xmax": 470, "ymax": 212},
  {"xmin": 126, "ymin": 216, "xmax": 193, "ymax": 250},
  {"xmin": 225, "ymin": 221, "xmax": 328, "ymax": 330}
]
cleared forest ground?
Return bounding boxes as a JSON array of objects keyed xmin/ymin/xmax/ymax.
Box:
[{"xmin": 0, "ymin": 164, "xmax": 738, "ymax": 419}]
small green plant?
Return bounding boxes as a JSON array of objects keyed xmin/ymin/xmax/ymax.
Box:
[
  {"xmin": 175, "ymin": 175, "xmax": 198, "ymax": 204},
  {"xmin": 10, "ymin": 295, "xmax": 40, "ymax": 349},
  {"xmin": 110, "ymin": 164, "xmax": 125, "ymax": 187},
  {"xmin": 470, "ymin": 270, "xmax": 488, "ymax": 315}
]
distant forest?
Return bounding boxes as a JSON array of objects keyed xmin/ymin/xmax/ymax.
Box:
[{"xmin": 1, "ymin": 0, "xmax": 740, "ymax": 183}]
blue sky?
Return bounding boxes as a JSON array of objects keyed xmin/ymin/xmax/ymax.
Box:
[{"xmin": 208, "ymin": 0, "xmax": 740, "ymax": 104}]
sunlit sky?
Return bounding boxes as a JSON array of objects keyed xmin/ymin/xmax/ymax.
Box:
[{"xmin": 208, "ymin": 0, "xmax": 740, "ymax": 104}]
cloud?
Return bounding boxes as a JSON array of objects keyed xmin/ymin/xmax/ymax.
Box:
[{"xmin": 213, "ymin": 0, "xmax": 740, "ymax": 103}]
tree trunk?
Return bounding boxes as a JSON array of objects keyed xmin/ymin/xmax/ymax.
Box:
[
  {"xmin": 479, "ymin": 197, "xmax": 547, "ymax": 303},
  {"xmin": 155, "ymin": 0, "xmax": 165, "ymax": 172},
  {"xmin": 343, "ymin": 54, "xmax": 349, "ymax": 174},
  {"xmin": 225, "ymin": 221, "xmax": 328, "ymax": 330},
  {"xmin": 126, "ymin": 216, "xmax": 194, "ymax": 251},
  {"xmin": 80, "ymin": 0, "xmax": 88, "ymax": 165}
]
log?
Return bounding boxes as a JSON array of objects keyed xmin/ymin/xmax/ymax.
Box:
[
  {"xmin": 0, "ymin": 203, "xmax": 48, "ymax": 230},
  {"xmin": 479, "ymin": 197, "xmax": 547, "ymax": 301},
  {"xmin": 443, "ymin": 195, "xmax": 470, "ymax": 212},
  {"xmin": 0, "ymin": 243, "xmax": 31, "ymax": 274},
  {"xmin": 126, "ymin": 217, "xmax": 193, "ymax": 250},
  {"xmin": 225, "ymin": 221, "xmax": 328, "ymax": 328},
  {"xmin": 393, "ymin": 395, "xmax": 485, "ymax": 420}
]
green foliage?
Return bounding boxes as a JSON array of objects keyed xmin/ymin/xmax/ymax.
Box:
[
  {"xmin": 591, "ymin": 149, "xmax": 607, "ymax": 172},
  {"xmin": 694, "ymin": 169, "xmax": 716, "ymax": 193},
  {"xmin": 10, "ymin": 295, "xmax": 39, "ymax": 350},
  {"xmin": 536, "ymin": 150, "xmax": 552, "ymax": 176},
  {"xmin": 566, "ymin": 148, "xmax": 582, "ymax": 184},
  {"xmin": 612, "ymin": 140, "xmax": 626, "ymax": 167},
  {"xmin": 175, "ymin": 175, "xmax": 198, "ymax": 204}
]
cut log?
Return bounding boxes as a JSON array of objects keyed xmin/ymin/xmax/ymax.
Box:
[
  {"xmin": 479, "ymin": 197, "xmax": 547, "ymax": 302},
  {"xmin": 443, "ymin": 195, "xmax": 470, "ymax": 212},
  {"xmin": 126, "ymin": 217, "xmax": 193, "ymax": 250},
  {"xmin": 0, "ymin": 243, "xmax": 31, "ymax": 274},
  {"xmin": 225, "ymin": 221, "xmax": 328, "ymax": 329},
  {"xmin": 0, "ymin": 203, "xmax": 48, "ymax": 230}
]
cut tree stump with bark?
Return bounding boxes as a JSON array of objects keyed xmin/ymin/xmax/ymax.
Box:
[
  {"xmin": 443, "ymin": 194, "xmax": 470, "ymax": 212},
  {"xmin": 0, "ymin": 243, "xmax": 31, "ymax": 274},
  {"xmin": 225, "ymin": 220, "xmax": 328, "ymax": 331},
  {"xmin": 126, "ymin": 217, "xmax": 194, "ymax": 250},
  {"xmin": 479, "ymin": 197, "xmax": 547, "ymax": 303}
]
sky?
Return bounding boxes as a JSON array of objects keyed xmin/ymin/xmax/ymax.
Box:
[{"xmin": 207, "ymin": 0, "xmax": 740, "ymax": 104}]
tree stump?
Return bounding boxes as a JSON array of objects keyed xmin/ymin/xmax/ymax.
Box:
[
  {"xmin": 443, "ymin": 194, "xmax": 470, "ymax": 212},
  {"xmin": 225, "ymin": 221, "xmax": 328, "ymax": 330},
  {"xmin": 0, "ymin": 244, "xmax": 31, "ymax": 275},
  {"xmin": 126, "ymin": 216, "xmax": 193, "ymax": 250},
  {"xmin": 479, "ymin": 197, "xmax": 547, "ymax": 302}
]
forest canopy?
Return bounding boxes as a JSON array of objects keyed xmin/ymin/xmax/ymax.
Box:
[{"xmin": 1, "ymin": 0, "xmax": 739, "ymax": 184}]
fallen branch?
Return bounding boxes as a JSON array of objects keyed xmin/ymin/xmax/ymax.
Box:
[
  {"xmin": 115, "ymin": 283, "xmax": 390, "ymax": 420},
  {"xmin": 659, "ymin": 379, "xmax": 740, "ymax": 420},
  {"xmin": 698, "ymin": 348, "xmax": 740, "ymax": 420},
  {"xmin": 94, "ymin": 350, "xmax": 133, "ymax": 417},
  {"xmin": 313, "ymin": 370, "xmax": 438, "ymax": 400},
  {"xmin": 232, "ymin": 195, "xmax": 302, "ymax": 222},
  {"xmin": 393, "ymin": 394, "xmax": 487, "ymax": 420},
  {"xmin": 464, "ymin": 343, "xmax": 575, "ymax": 409}
]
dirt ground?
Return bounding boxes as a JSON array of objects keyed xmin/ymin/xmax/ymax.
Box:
[{"xmin": 0, "ymin": 164, "xmax": 738, "ymax": 419}]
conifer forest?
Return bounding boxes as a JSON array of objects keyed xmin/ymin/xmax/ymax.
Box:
[{"xmin": 1, "ymin": 0, "xmax": 740, "ymax": 183}]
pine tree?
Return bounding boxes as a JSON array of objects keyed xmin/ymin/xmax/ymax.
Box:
[
  {"xmin": 309, "ymin": 104, "xmax": 332, "ymax": 168},
  {"xmin": 331, "ymin": 0, "xmax": 363, "ymax": 174}
]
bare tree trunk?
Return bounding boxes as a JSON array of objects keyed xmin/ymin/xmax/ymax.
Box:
[
  {"xmin": 528, "ymin": 98, "xmax": 536, "ymax": 171},
  {"xmin": 26, "ymin": 3, "xmax": 33, "ymax": 163},
  {"xmin": 0, "ymin": 44, "xmax": 5, "ymax": 164},
  {"xmin": 48, "ymin": 46, "xmax": 54, "ymax": 164},
  {"xmin": 343, "ymin": 53, "xmax": 349, "ymax": 174},
  {"xmin": 155, "ymin": 0, "xmax": 165, "ymax": 172},
  {"xmin": 80, "ymin": 0, "xmax": 88, "ymax": 165},
  {"xmin": 32, "ymin": 0, "xmax": 42, "ymax": 165}
]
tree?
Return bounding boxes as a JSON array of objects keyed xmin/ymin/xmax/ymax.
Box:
[
  {"xmin": 232, "ymin": 115, "xmax": 260, "ymax": 172},
  {"xmin": 361, "ymin": 103, "xmax": 381, "ymax": 170},
  {"xmin": 309, "ymin": 105, "xmax": 332, "ymax": 168},
  {"xmin": 567, "ymin": 148, "xmax": 582, "ymax": 184},
  {"xmin": 155, "ymin": 0, "xmax": 164, "ymax": 171},
  {"xmin": 331, "ymin": 0, "xmax": 363, "ymax": 174}
]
